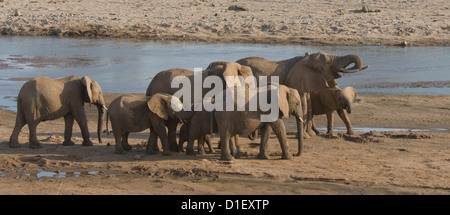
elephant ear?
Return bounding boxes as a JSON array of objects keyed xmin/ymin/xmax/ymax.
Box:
[
  {"xmin": 81, "ymin": 76, "xmax": 93, "ymax": 103},
  {"xmin": 237, "ymin": 65, "xmax": 253, "ymax": 79},
  {"xmin": 147, "ymin": 93, "xmax": 183, "ymax": 120},
  {"xmin": 147, "ymin": 94, "xmax": 170, "ymax": 120},
  {"xmin": 222, "ymin": 62, "xmax": 245, "ymax": 88},
  {"xmin": 278, "ymin": 85, "xmax": 291, "ymax": 119}
]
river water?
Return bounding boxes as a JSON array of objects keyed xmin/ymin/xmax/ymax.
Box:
[{"xmin": 1, "ymin": 36, "xmax": 449, "ymax": 111}]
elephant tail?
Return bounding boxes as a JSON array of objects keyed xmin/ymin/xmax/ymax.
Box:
[{"xmin": 106, "ymin": 110, "xmax": 110, "ymax": 136}]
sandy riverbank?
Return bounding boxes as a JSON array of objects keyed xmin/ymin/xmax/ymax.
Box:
[
  {"xmin": 0, "ymin": 93, "xmax": 449, "ymax": 194},
  {"xmin": 1, "ymin": 0, "xmax": 449, "ymax": 46}
]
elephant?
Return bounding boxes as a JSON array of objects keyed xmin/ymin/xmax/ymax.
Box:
[
  {"xmin": 9, "ymin": 76, "xmax": 106, "ymax": 149},
  {"xmin": 145, "ymin": 61, "xmax": 254, "ymax": 152},
  {"xmin": 237, "ymin": 51, "xmax": 368, "ymax": 138},
  {"xmin": 178, "ymin": 105, "xmax": 240, "ymax": 156},
  {"xmin": 106, "ymin": 93, "xmax": 193, "ymax": 155},
  {"xmin": 311, "ymin": 86, "xmax": 357, "ymax": 135},
  {"xmin": 215, "ymin": 84, "xmax": 303, "ymax": 161},
  {"xmin": 178, "ymin": 119, "xmax": 215, "ymax": 154}
]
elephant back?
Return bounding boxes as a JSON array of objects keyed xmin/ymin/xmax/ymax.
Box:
[{"xmin": 146, "ymin": 68, "xmax": 194, "ymax": 96}]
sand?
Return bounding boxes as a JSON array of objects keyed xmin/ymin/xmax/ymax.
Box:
[
  {"xmin": 0, "ymin": 93, "xmax": 449, "ymax": 195},
  {"xmin": 1, "ymin": 0, "xmax": 449, "ymax": 46},
  {"xmin": 0, "ymin": 0, "xmax": 449, "ymax": 195}
]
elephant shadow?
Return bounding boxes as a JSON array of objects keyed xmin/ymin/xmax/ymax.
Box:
[{"xmin": 0, "ymin": 129, "xmax": 227, "ymax": 163}]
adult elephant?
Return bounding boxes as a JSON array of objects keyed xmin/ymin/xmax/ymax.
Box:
[
  {"xmin": 237, "ymin": 52, "xmax": 368, "ymax": 137},
  {"xmin": 9, "ymin": 76, "xmax": 106, "ymax": 148},
  {"xmin": 145, "ymin": 61, "xmax": 253, "ymax": 152},
  {"xmin": 215, "ymin": 84, "xmax": 304, "ymax": 161}
]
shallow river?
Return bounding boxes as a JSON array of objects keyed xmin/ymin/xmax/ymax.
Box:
[{"xmin": 1, "ymin": 36, "xmax": 449, "ymax": 111}]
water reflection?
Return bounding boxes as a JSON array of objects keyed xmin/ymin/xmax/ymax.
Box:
[{"xmin": 1, "ymin": 37, "xmax": 449, "ymax": 111}]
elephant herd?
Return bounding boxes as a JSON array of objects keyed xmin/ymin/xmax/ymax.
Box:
[{"xmin": 8, "ymin": 51, "xmax": 368, "ymax": 161}]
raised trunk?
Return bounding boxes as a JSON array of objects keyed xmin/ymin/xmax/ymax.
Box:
[{"xmin": 337, "ymin": 54, "xmax": 368, "ymax": 73}]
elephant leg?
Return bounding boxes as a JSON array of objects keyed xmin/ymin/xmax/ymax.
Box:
[
  {"xmin": 152, "ymin": 121, "xmax": 171, "ymax": 156},
  {"xmin": 186, "ymin": 136, "xmax": 197, "ymax": 156},
  {"xmin": 219, "ymin": 132, "xmax": 234, "ymax": 161},
  {"xmin": 166, "ymin": 119, "xmax": 179, "ymax": 152},
  {"xmin": 178, "ymin": 136, "xmax": 186, "ymax": 153},
  {"xmin": 122, "ymin": 132, "xmax": 132, "ymax": 151},
  {"xmin": 257, "ymin": 123, "xmax": 271, "ymax": 159},
  {"xmin": 197, "ymin": 136, "xmax": 206, "ymax": 155},
  {"xmin": 311, "ymin": 115, "xmax": 320, "ymax": 135},
  {"xmin": 337, "ymin": 109, "xmax": 354, "ymax": 135},
  {"xmin": 28, "ymin": 122, "xmax": 42, "ymax": 149},
  {"xmin": 204, "ymin": 134, "xmax": 215, "ymax": 153},
  {"xmin": 146, "ymin": 129, "xmax": 160, "ymax": 155},
  {"xmin": 9, "ymin": 113, "xmax": 26, "ymax": 148},
  {"xmin": 62, "ymin": 114, "xmax": 75, "ymax": 146},
  {"xmin": 325, "ymin": 111, "xmax": 334, "ymax": 135},
  {"xmin": 270, "ymin": 119, "xmax": 292, "ymax": 160},
  {"xmin": 233, "ymin": 135, "xmax": 245, "ymax": 159},
  {"xmin": 73, "ymin": 110, "xmax": 93, "ymax": 146},
  {"xmin": 114, "ymin": 131, "xmax": 125, "ymax": 154},
  {"xmin": 305, "ymin": 93, "xmax": 316, "ymax": 137}
]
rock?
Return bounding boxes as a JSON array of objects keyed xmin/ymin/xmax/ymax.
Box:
[
  {"xmin": 14, "ymin": 9, "xmax": 21, "ymax": 16},
  {"xmin": 336, "ymin": 9, "xmax": 347, "ymax": 15},
  {"xmin": 400, "ymin": 41, "xmax": 408, "ymax": 47},
  {"xmin": 228, "ymin": 5, "xmax": 248, "ymax": 11},
  {"xmin": 362, "ymin": 5, "xmax": 369, "ymax": 13},
  {"xmin": 36, "ymin": 158, "xmax": 47, "ymax": 167},
  {"xmin": 134, "ymin": 155, "xmax": 142, "ymax": 160},
  {"xmin": 280, "ymin": 25, "xmax": 288, "ymax": 31}
]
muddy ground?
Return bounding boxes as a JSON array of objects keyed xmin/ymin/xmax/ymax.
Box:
[{"xmin": 0, "ymin": 93, "xmax": 449, "ymax": 195}]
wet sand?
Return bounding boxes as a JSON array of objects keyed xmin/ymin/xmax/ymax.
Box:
[{"xmin": 1, "ymin": 0, "xmax": 449, "ymax": 46}]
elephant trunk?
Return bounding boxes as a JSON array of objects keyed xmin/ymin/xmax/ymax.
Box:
[
  {"xmin": 294, "ymin": 116, "xmax": 303, "ymax": 157},
  {"xmin": 97, "ymin": 104, "xmax": 106, "ymax": 143},
  {"xmin": 337, "ymin": 54, "xmax": 368, "ymax": 73},
  {"xmin": 341, "ymin": 86, "xmax": 357, "ymax": 114},
  {"xmin": 175, "ymin": 109, "xmax": 194, "ymax": 122},
  {"xmin": 343, "ymin": 99, "xmax": 352, "ymax": 114}
]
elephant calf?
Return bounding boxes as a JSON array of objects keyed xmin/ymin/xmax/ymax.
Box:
[
  {"xmin": 106, "ymin": 93, "xmax": 192, "ymax": 155},
  {"xmin": 178, "ymin": 120, "xmax": 215, "ymax": 155},
  {"xmin": 178, "ymin": 108, "xmax": 240, "ymax": 156},
  {"xmin": 310, "ymin": 86, "xmax": 357, "ymax": 135}
]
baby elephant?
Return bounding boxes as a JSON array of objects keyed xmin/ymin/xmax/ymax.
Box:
[
  {"xmin": 310, "ymin": 86, "xmax": 357, "ymax": 135},
  {"xmin": 106, "ymin": 93, "xmax": 192, "ymax": 155}
]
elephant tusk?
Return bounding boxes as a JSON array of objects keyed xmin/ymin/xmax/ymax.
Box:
[
  {"xmin": 340, "ymin": 65, "xmax": 369, "ymax": 73},
  {"xmin": 102, "ymin": 105, "xmax": 108, "ymax": 111},
  {"xmin": 297, "ymin": 116, "xmax": 304, "ymax": 123}
]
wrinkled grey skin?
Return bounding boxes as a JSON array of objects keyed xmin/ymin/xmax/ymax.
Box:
[
  {"xmin": 311, "ymin": 86, "xmax": 357, "ymax": 135},
  {"xmin": 106, "ymin": 93, "xmax": 193, "ymax": 155},
  {"xmin": 215, "ymin": 84, "xmax": 304, "ymax": 161},
  {"xmin": 9, "ymin": 76, "xmax": 106, "ymax": 149},
  {"xmin": 237, "ymin": 52, "xmax": 367, "ymax": 139},
  {"xmin": 146, "ymin": 61, "xmax": 254, "ymax": 152}
]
